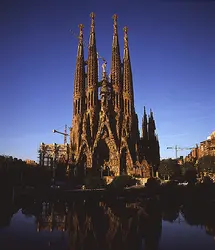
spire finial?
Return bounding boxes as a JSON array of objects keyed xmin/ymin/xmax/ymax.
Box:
[
  {"xmin": 150, "ymin": 108, "xmax": 154, "ymax": 118},
  {"xmin": 123, "ymin": 26, "xmax": 128, "ymax": 48},
  {"xmin": 90, "ymin": 12, "xmax": 95, "ymax": 19},
  {"xmin": 78, "ymin": 24, "xmax": 84, "ymax": 41},
  {"xmin": 90, "ymin": 12, "xmax": 95, "ymax": 32},
  {"xmin": 113, "ymin": 14, "xmax": 118, "ymax": 35},
  {"xmin": 144, "ymin": 106, "xmax": 146, "ymax": 115}
]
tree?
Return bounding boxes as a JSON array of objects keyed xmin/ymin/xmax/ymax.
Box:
[
  {"xmin": 202, "ymin": 176, "xmax": 213, "ymax": 186},
  {"xmin": 184, "ymin": 168, "xmax": 197, "ymax": 185},
  {"xmin": 107, "ymin": 175, "xmax": 137, "ymax": 190},
  {"xmin": 181, "ymin": 161, "xmax": 195, "ymax": 176},
  {"xmin": 198, "ymin": 156, "xmax": 215, "ymax": 174},
  {"xmin": 158, "ymin": 159, "xmax": 181, "ymax": 180}
]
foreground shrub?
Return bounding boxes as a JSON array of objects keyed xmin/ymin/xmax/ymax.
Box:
[
  {"xmin": 84, "ymin": 176, "xmax": 106, "ymax": 189},
  {"xmin": 145, "ymin": 177, "xmax": 161, "ymax": 189},
  {"xmin": 107, "ymin": 175, "xmax": 137, "ymax": 190}
]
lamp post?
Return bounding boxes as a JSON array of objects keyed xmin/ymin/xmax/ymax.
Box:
[{"xmin": 100, "ymin": 165, "xmax": 104, "ymax": 178}]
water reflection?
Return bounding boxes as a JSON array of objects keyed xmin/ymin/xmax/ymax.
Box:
[
  {"xmin": 27, "ymin": 199, "xmax": 162, "ymax": 250},
  {"xmin": 0, "ymin": 198, "xmax": 215, "ymax": 250},
  {"xmin": 67, "ymin": 200, "xmax": 162, "ymax": 250},
  {"xmin": 36, "ymin": 202, "xmax": 68, "ymax": 232}
]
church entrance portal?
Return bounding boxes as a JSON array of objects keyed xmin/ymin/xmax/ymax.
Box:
[
  {"xmin": 120, "ymin": 148, "xmax": 127, "ymax": 175},
  {"xmin": 77, "ymin": 154, "xmax": 87, "ymax": 179},
  {"xmin": 93, "ymin": 140, "xmax": 110, "ymax": 176}
]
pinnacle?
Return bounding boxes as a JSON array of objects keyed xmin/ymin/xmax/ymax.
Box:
[{"xmin": 90, "ymin": 12, "xmax": 95, "ymax": 19}]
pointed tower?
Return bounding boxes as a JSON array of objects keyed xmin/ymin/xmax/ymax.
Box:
[
  {"xmin": 122, "ymin": 26, "xmax": 134, "ymax": 120},
  {"xmin": 148, "ymin": 109, "xmax": 156, "ymax": 139},
  {"xmin": 120, "ymin": 26, "xmax": 139, "ymax": 172},
  {"xmin": 148, "ymin": 109, "xmax": 160, "ymax": 176},
  {"xmin": 70, "ymin": 24, "xmax": 86, "ymax": 158},
  {"xmin": 140, "ymin": 106, "xmax": 149, "ymax": 162},
  {"xmin": 142, "ymin": 106, "xmax": 148, "ymax": 139},
  {"xmin": 110, "ymin": 14, "xmax": 122, "ymax": 139},
  {"xmin": 86, "ymin": 12, "xmax": 99, "ymax": 141}
]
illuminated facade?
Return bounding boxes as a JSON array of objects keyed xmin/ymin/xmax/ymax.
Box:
[
  {"xmin": 185, "ymin": 131, "xmax": 215, "ymax": 162},
  {"xmin": 70, "ymin": 13, "xmax": 160, "ymax": 177}
]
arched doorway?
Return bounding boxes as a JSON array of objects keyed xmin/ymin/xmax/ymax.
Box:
[
  {"xmin": 93, "ymin": 140, "xmax": 110, "ymax": 176},
  {"xmin": 120, "ymin": 148, "xmax": 127, "ymax": 175},
  {"xmin": 77, "ymin": 154, "xmax": 87, "ymax": 179}
]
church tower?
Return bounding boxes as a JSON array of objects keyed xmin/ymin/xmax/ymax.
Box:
[
  {"xmin": 141, "ymin": 106, "xmax": 149, "ymax": 161},
  {"xmin": 70, "ymin": 24, "xmax": 86, "ymax": 160},
  {"xmin": 86, "ymin": 12, "xmax": 99, "ymax": 142},
  {"xmin": 122, "ymin": 27, "xmax": 139, "ymax": 152},
  {"xmin": 148, "ymin": 109, "xmax": 160, "ymax": 176},
  {"xmin": 110, "ymin": 14, "xmax": 122, "ymax": 140},
  {"xmin": 122, "ymin": 27, "xmax": 135, "ymax": 130}
]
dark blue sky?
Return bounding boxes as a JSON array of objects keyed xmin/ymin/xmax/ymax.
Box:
[{"xmin": 1, "ymin": 0, "xmax": 215, "ymax": 160}]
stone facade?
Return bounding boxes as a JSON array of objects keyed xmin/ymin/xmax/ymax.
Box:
[
  {"xmin": 199, "ymin": 132, "xmax": 215, "ymax": 158},
  {"xmin": 70, "ymin": 13, "xmax": 160, "ymax": 178},
  {"xmin": 185, "ymin": 131, "xmax": 215, "ymax": 162}
]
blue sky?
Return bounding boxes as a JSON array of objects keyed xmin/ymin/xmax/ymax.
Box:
[{"xmin": 1, "ymin": 0, "xmax": 215, "ymax": 161}]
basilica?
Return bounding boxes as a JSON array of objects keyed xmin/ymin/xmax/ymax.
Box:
[{"xmin": 70, "ymin": 13, "xmax": 160, "ymax": 178}]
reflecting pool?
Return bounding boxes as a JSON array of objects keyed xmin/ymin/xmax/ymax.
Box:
[{"xmin": 0, "ymin": 199, "xmax": 215, "ymax": 250}]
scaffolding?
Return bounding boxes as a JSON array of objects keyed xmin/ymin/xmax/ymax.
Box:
[{"xmin": 38, "ymin": 143, "xmax": 70, "ymax": 167}]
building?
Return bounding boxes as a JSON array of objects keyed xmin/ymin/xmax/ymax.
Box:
[
  {"xmin": 199, "ymin": 131, "xmax": 215, "ymax": 158},
  {"xmin": 185, "ymin": 131, "xmax": 215, "ymax": 163},
  {"xmin": 25, "ymin": 159, "xmax": 38, "ymax": 166},
  {"xmin": 70, "ymin": 13, "xmax": 160, "ymax": 178},
  {"xmin": 38, "ymin": 143, "xmax": 70, "ymax": 168},
  {"xmin": 184, "ymin": 144, "xmax": 200, "ymax": 163}
]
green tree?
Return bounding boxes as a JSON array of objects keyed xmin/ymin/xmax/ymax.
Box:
[
  {"xmin": 158, "ymin": 159, "xmax": 181, "ymax": 180},
  {"xmin": 184, "ymin": 168, "xmax": 197, "ymax": 185},
  {"xmin": 107, "ymin": 175, "xmax": 137, "ymax": 190},
  {"xmin": 198, "ymin": 155, "xmax": 215, "ymax": 174},
  {"xmin": 181, "ymin": 161, "xmax": 195, "ymax": 176}
]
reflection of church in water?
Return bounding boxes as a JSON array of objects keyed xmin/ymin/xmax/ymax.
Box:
[
  {"xmin": 36, "ymin": 202, "xmax": 68, "ymax": 232},
  {"xmin": 70, "ymin": 13, "xmax": 160, "ymax": 177},
  {"xmin": 35, "ymin": 200, "xmax": 162, "ymax": 250}
]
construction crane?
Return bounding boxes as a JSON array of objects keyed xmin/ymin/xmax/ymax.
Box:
[
  {"xmin": 69, "ymin": 28, "xmax": 107, "ymax": 78},
  {"xmin": 52, "ymin": 125, "xmax": 69, "ymax": 145},
  {"xmin": 167, "ymin": 145, "xmax": 194, "ymax": 159}
]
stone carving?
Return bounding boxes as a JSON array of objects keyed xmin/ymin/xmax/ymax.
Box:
[{"xmin": 102, "ymin": 61, "xmax": 107, "ymax": 73}]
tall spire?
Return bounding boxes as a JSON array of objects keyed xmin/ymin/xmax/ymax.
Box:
[
  {"xmin": 87, "ymin": 12, "xmax": 98, "ymax": 94},
  {"xmin": 111, "ymin": 14, "xmax": 122, "ymax": 101},
  {"xmin": 89, "ymin": 12, "xmax": 96, "ymax": 47},
  {"xmin": 73, "ymin": 23, "xmax": 85, "ymax": 117},
  {"xmin": 112, "ymin": 14, "xmax": 120, "ymax": 49},
  {"xmin": 122, "ymin": 26, "xmax": 134, "ymax": 115},
  {"xmin": 71, "ymin": 24, "xmax": 86, "ymax": 159},
  {"xmin": 142, "ymin": 106, "xmax": 148, "ymax": 139},
  {"xmin": 149, "ymin": 108, "xmax": 156, "ymax": 131},
  {"xmin": 111, "ymin": 14, "xmax": 121, "ymax": 84},
  {"xmin": 77, "ymin": 24, "xmax": 84, "ymax": 57},
  {"xmin": 111, "ymin": 14, "xmax": 122, "ymax": 139},
  {"xmin": 86, "ymin": 12, "xmax": 98, "ymax": 140}
]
